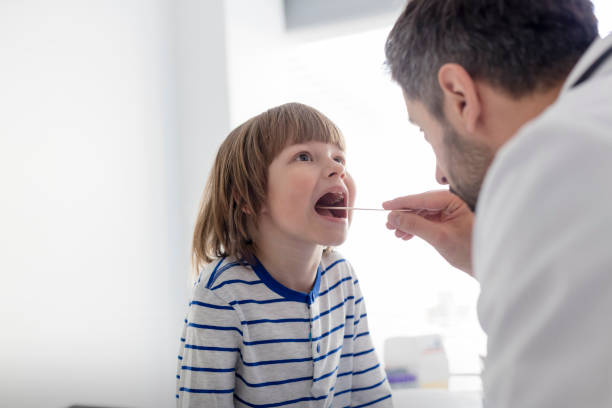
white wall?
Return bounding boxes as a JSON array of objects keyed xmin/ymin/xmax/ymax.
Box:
[
  {"xmin": 177, "ymin": 0, "xmax": 231, "ymax": 239},
  {"xmin": 225, "ymin": 0, "xmax": 289, "ymax": 126},
  {"xmin": 0, "ymin": 1, "xmax": 229, "ymax": 407}
]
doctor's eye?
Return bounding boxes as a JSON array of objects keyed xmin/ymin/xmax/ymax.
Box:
[{"xmin": 296, "ymin": 152, "xmax": 313, "ymax": 162}]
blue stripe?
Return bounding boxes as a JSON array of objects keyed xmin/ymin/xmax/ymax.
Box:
[
  {"xmin": 237, "ymin": 300, "xmax": 355, "ymax": 325},
  {"xmin": 205, "ymin": 258, "xmax": 225, "ymax": 288},
  {"xmin": 352, "ymin": 362, "xmax": 380, "ymax": 376},
  {"xmin": 181, "ymin": 365, "xmax": 235, "ymax": 373},
  {"xmin": 334, "ymin": 378, "xmax": 386, "ymax": 397},
  {"xmin": 184, "ymin": 344, "xmax": 342, "ymax": 366},
  {"xmin": 313, "ymin": 366, "xmax": 338, "ymax": 383},
  {"xmin": 354, "ymin": 313, "xmax": 368, "ymax": 326},
  {"xmin": 188, "ymin": 322, "xmax": 243, "ymax": 336},
  {"xmin": 312, "ymin": 323, "xmax": 345, "ymax": 341},
  {"xmin": 176, "ymin": 375, "xmax": 180, "ymax": 379},
  {"xmin": 180, "ymin": 387, "xmax": 234, "ymax": 394},
  {"xmin": 177, "ymin": 355, "xmax": 183, "ymax": 360},
  {"xmin": 341, "ymin": 348, "xmax": 374, "ymax": 359},
  {"xmin": 354, "ymin": 331, "xmax": 369, "ymax": 340},
  {"xmin": 210, "ymin": 261, "xmax": 244, "ymax": 286},
  {"xmin": 180, "ymin": 337, "xmax": 185, "ymax": 342},
  {"xmin": 321, "ymin": 258, "xmax": 346, "ymax": 276},
  {"xmin": 217, "ymin": 261, "xmax": 243, "ymax": 274},
  {"xmin": 353, "ymin": 279, "xmax": 359, "ymax": 285},
  {"xmin": 243, "ymin": 323, "xmax": 344, "ymax": 346},
  {"xmin": 313, "ymin": 343, "xmax": 343, "ymax": 362},
  {"xmin": 240, "ymin": 296, "xmax": 354, "ymax": 326},
  {"xmin": 337, "ymin": 363, "xmax": 380, "ymax": 378},
  {"xmin": 229, "ymin": 298, "xmax": 289, "ymax": 306},
  {"xmin": 236, "ymin": 373, "xmax": 312, "ymax": 388},
  {"xmin": 355, "ymin": 296, "xmax": 364, "ymax": 304},
  {"xmin": 190, "ymin": 300, "xmax": 234, "ymax": 310},
  {"xmin": 350, "ymin": 394, "xmax": 393, "ymax": 408},
  {"xmin": 311, "ymin": 296, "xmax": 354, "ymax": 323},
  {"xmin": 234, "ymin": 393, "xmax": 327, "ymax": 408},
  {"xmin": 318, "ymin": 276, "xmax": 352, "ymax": 297},
  {"xmin": 185, "ymin": 344, "xmax": 240, "ymax": 352},
  {"xmin": 176, "ymin": 394, "xmax": 179, "ymax": 399},
  {"xmin": 211, "ymin": 279, "xmax": 263, "ymax": 291},
  {"xmin": 240, "ymin": 317, "xmax": 310, "ymax": 325},
  {"xmin": 243, "ymin": 338, "xmax": 309, "ymax": 346},
  {"xmin": 242, "ymin": 355, "xmax": 313, "ymax": 366}
]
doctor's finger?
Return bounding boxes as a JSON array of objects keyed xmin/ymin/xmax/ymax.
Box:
[
  {"xmin": 394, "ymin": 228, "xmax": 413, "ymax": 239},
  {"xmin": 382, "ymin": 190, "xmax": 453, "ymax": 211},
  {"xmin": 387, "ymin": 211, "xmax": 442, "ymax": 246},
  {"xmin": 387, "ymin": 222, "xmax": 414, "ymax": 238}
]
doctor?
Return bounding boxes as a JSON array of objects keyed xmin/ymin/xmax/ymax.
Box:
[{"xmin": 383, "ymin": 1, "xmax": 612, "ymax": 407}]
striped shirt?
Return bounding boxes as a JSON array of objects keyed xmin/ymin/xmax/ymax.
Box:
[{"xmin": 176, "ymin": 251, "xmax": 392, "ymax": 407}]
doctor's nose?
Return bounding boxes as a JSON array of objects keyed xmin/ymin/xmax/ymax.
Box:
[{"xmin": 436, "ymin": 165, "xmax": 448, "ymax": 185}]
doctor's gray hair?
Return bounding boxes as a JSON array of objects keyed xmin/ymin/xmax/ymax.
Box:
[{"xmin": 385, "ymin": 0, "xmax": 599, "ymax": 119}]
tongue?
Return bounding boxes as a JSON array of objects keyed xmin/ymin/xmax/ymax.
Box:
[
  {"xmin": 330, "ymin": 208, "xmax": 345, "ymax": 218},
  {"xmin": 316, "ymin": 207, "xmax": 333, "ymax": 217}
]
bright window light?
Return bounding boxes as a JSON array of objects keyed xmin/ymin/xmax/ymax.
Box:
[
  {"xmin": 593, "ymin": 0, "xmax": 612, "ymax": 35},
  {"xmin": 280, "ymin": 28, "xmax": 485, "ymax": 389}
]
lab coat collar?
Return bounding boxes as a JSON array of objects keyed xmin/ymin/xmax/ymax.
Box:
[{"xmin": 562, "ymin": 33, "xmax": 612, "ymax": 94}]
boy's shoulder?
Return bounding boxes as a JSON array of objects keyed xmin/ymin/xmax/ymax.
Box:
[
  {"xmin": 320, "ymin": 250, "xmax": 356, "ymax": 278},
  {"xmin": 194, "ymin": 256, "xmax": 254, "ymax": 293}
]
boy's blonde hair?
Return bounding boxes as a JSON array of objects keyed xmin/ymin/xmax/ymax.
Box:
[{"xmin": 192, "ymin": 102, "xmax": 346, "ymax": 271}]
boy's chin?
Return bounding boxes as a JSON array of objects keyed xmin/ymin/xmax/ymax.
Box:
[{"xmin": 318, "ymin": 235, "xmax": 348, "ymax": 248}]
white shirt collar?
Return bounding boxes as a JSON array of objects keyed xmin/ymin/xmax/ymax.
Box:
[{"xmin": 562, "ymin": 33, "xmax": 612, "ymax": 94}]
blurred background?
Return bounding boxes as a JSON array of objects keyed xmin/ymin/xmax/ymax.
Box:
[{"xmin": 1, "ymin": 1, "xmax": 610, "ymax": 407}]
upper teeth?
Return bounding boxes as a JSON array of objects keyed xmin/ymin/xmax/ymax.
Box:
[{"xmin": 330, "ymin": 192, "xmax": 344, "ymax": 204}]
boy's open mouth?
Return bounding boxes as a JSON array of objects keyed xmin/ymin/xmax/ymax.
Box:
[{"xmin": 315, "ymin": 191, "xmax": 347, "ymax": 219}]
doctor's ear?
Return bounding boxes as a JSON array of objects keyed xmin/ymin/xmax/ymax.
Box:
[{"xmin": 437, "ymin": 63, "xmax": 481, "ymax": 133}]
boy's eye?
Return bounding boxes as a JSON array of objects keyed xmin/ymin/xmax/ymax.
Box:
[
  {"xmin": 334, "ymin": 156, "xmax": 345, "ymax": 165},
  {"xmin": 296, "ymin": 152, "xmax": 312, "ymax": 162}
]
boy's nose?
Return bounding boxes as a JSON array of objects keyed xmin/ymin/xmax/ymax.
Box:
[{"xmin": 327, "ymin": 161, "xmax": 346, "ymax": 178}]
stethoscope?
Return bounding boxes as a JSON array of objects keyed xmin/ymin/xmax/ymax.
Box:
[{"xmin": 571, "ymin": 43, "xmax": 612, "ymax": 88}]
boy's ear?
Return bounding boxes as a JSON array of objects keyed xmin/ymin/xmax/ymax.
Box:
[
  {"xmin": 232, "ymin": 192, "xmax": 246, "ymax": 214},
  {"xmin": 233, "ymin": 191, "xmax": 255, "ymax": 215},
  {"xmin": 437, "ymin": 63, "xmax": 481, "ymax": 133}
]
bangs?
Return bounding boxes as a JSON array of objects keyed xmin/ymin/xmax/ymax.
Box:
[{"xmin": 257, "ymin": 103, "xmax": 345, "ymax": 164}]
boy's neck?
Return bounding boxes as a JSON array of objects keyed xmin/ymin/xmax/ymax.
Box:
[{"xmin": 254, "ymin": 238, "xmax": 323, "ymax": 294}]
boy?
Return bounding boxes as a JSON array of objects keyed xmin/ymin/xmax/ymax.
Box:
[{"xmin": 176, "ymin": 103, "xmax": 392, "ymax": 407}]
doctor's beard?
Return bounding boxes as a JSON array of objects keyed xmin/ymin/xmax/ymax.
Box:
[{"xmin": 443, "ymin": 123, "xmax": 495, "ymax": 213}]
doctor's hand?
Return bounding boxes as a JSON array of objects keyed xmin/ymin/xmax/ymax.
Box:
[{"xmin": 383, "ymin": 190, "xmax": 474, "ymax": 276}]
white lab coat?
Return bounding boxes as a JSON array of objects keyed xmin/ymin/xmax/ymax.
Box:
[{"xmin": 474, "ymin": 34, "xmax": 612, "ymax": 408}]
